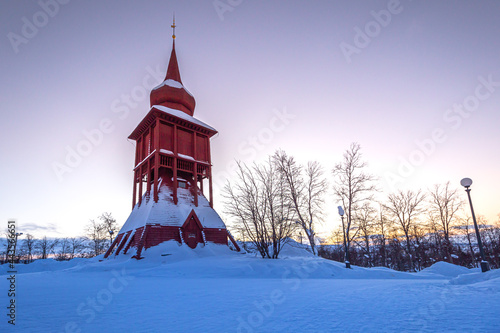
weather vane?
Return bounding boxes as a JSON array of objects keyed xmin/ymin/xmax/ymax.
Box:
[{"xmin": 171, "ymin": 14, "xmax": 176, "ymax": 39}]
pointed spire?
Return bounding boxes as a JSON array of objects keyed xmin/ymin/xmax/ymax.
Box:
[
  {"xmin": 150, "ymin": 16, "xmax": 196, "ymax": 116},
  {"xmin": 165, "ymin": 15, "xmax": 182, "ymax": 83},
  {"xmin": 165, "ymin": 42, "xmax": 182, "ymax": 83}
]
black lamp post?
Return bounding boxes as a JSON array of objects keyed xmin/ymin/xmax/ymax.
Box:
[
  {"xmin": 460, "ymin": 178, "xmax": 490, "ymax": 272},
  {"xmin": 338, "ymin": 206, "xmax": 350, "ymax": 269}
]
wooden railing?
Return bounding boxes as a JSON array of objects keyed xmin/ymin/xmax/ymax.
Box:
[
  {"xmin": 160, "ymin": 155, "xmax": 173, "ymax": 167},
  {"xmin": 177, "ymin": 159, "xmax": 194, "ymax": 172},
  {"xmin": 158, "ymin": 152, "xmax": 210, "ymax": 175},
  {"xmin": 197, "ymin": 164, "xmax": 209, "ymax": 175}
]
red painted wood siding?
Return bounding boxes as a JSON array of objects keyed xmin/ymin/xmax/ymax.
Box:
[
  {"xmin": 177, "ymin": 128, "xmax": 194, "ymax": 157},
  {"xmin": 144, "ymin": 225, "xmax": 182, "ymax": 249},
  {"xmin": 159, "ymin": 122, "xmax": 174, "ymax": 151},
  {"xmin": 196, "ymin": 134, "xmax": 208, "ymax": 162},
  {"xmin": 204, "ymin": 228, "xmax": 228, "ymax": 245},
  {"xmin": 115, "ymin": 225, "xmax": 228, "ymax": 256}
]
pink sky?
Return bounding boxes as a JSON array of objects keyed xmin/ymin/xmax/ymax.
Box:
[{"xmin": 1, "ymin": 0, "xmax": 499, "ymax": 238}]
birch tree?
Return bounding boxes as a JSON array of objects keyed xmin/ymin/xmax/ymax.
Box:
[
  {"xmin": 332, "ymin": 143, "xmax": 376, "ymax": 266},
  {"xmin": 274, "ymin": 151, "xmax": 327, "ymax": 255},
  {"xmin": 224, "ymin": 159, "xmax": 296, "ymax": 258}
]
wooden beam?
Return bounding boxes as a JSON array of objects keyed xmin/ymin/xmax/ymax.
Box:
[
  {"xmin": 154, "ymin": 119, "xmax": 160, "ymax": 202},
  {"xmin": 193, "ymin": 134, "xmax": 198, "ymax": 207},
  {"xmin": 173, "ymin": 124, "xmax": 178, "ymax": 205},
  {"xmin": 132, "ymin": 170, "xmax": 137, "ymax": 209},
  {"xmin": 207, "ymin": 134, "xmax": 213, "ymax": 207},
  {"xmin": 138, "ymin": 167, "xmax": 143, "ymax": 206},
  {"xmin": 209, "ymin": 166, "xmax": 213, "ymax": 208}
]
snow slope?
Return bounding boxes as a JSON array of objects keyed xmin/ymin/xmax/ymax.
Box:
[
  {"xmin": 1, "ymin": 242, "xmax": 498, "ymax": 332},
  {"xmin": 418, "ymin": 260, "xmax": 478, "ymax": 277},
  {"xmin": 119, "ymin": 185, "xmax": 226, "ymax": 233}
]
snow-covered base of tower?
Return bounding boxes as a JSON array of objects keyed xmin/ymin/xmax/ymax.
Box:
[{"xmin": 105, "ymin": 183, "xmax": 231, "ymax": 259}]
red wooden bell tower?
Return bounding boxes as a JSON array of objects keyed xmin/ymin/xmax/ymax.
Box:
[
  {"xmin": 105, "ymin": 21, "xmax": 240, "ymax": 259},
  {"xmin": 130, "ymin": 19, "xmax": 215, "ymax": 210},
  {"xmin": 129, "ymin": 38, "xmax": 216, "ymax": 210}
]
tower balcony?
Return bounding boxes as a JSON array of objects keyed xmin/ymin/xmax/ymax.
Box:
[{"xmin": 134, "ymin": 149, "xmax": 210, "ymax": 178}]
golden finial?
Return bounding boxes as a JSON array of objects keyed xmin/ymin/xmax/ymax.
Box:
[{"xmin": 171, "ymin": 14, "xmax": 176, "ymax": 39}]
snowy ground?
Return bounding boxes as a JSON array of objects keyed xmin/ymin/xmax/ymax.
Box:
[{"xmin": 1, "ymin": 242, "xmax": 499, "ymax": 333}]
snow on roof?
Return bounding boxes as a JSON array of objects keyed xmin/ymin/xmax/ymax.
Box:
[
  {"xmin": 178, "ymin": 153, "xmax": 194, "ymax": 161},
  {"xmin": 152, "ymin": 79, "xmax": 194, "ymax": 97},
  {"xmin": 152, "ymin": 105, "xmax": 216, "ymax": 132},
  {"xmin": 118, "ymin": 185, "xmax": 226, "ymax": 234},
  {"xmin": 160, "ymin": 149, "xmax": 174, "ymax": 155}
]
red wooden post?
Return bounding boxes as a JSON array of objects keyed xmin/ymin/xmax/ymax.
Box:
[
  {"xmin": 209, "ymin": 166, "xmax": 213, "ymax": 208},
  {"xmin": 146, "ymin": 159, "xmax": 151, "ymax": 199},
  {"xmin": 173, "ymin": 124, "xmax": 178, "ymax": 204},
  {"xmin": 207, "ymin": 132, "xmax": 214, "ymax": 207},
  {"xmin": 132, "ymin": 170, "xmax": 137, "ymax": 208},
  {"xmin": 138, "ymin": 167, "xmax": 143, "ymax": 206},
  {"xmin": 200, "ymin": 175, "xmax": 204, "ymax": 194},
  {"xmin": 154, "ymin": 119, "xmax": 160, "ymax": 202},
  {"xmin": 193, "ymin": 162, "xmax": 198, "ymax": 207},
  {"xmin": 193, "ymin": 132, "xmax": 198, "ymax": 207}
]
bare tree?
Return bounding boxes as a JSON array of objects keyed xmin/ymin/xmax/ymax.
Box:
[
  {"xmin": 384, "ymin": 189, "xmax": 426, "ymax": 271},
  {"xmin": 332, "ymin": 143, "xmax": 376, "ymax": 267},
  {"xmin": 412, "ymin": 224, "xmax": 431, "ymax": 271},
  {"xmin": 85, "ymin": 219, "xmax": 107, "ymax": 257},
  {"xmin": 274, "ymin": 150, "xmax": 327, "ymax": 255},
  {"xmin": 35, "ymin": 236, "xmax": 59, "ymax": 259},
  {"xmin": 68, "ymin": 237, "xmax": 86, "ymax": 259},
  {"xmin": 428, "ymin": 182, "xmax": 463, "ymax": 263},
  {"xmin": 354, "ymin": 202, "xmax": 376, "ymax": 267},
  {"xmin": 426, "ymin": 211, "xmax": 444, "ymax": 261},
  {"xmin": 259, "ymin": 159, "xmax": 297, "ymax": 257},
  {"xmin": 56, "ymin": 238, "xmax": 71, "ymax": 260},
  {"xmin": 328, "ymin": 225, "xmax": 345, "ymax": 246},
  {"xmin": 22, "ymin": 234, "xmax": 37, "ymax": 262},
  {"xmin": 0, "ymin": 237, "xmax": 7, "ymax": 263},
  {"xmin": 224, "ymin": 162, "xmax": 270, "ymax": 258},
  {"xmin": 224, "ymin": 158, "xmax": 296, "ymax": 258},
  {"xmin": 374, "ymin": 205, "xmax": 391, "ymax": 267},
  {"xmin": 99, "ymin": 212, "xmax": 118, "ymax": 246}
]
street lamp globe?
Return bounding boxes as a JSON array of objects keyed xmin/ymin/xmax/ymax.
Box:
[{"xmin": 460, "ymin": 178, "xmax": 473, "ymax": 188}]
